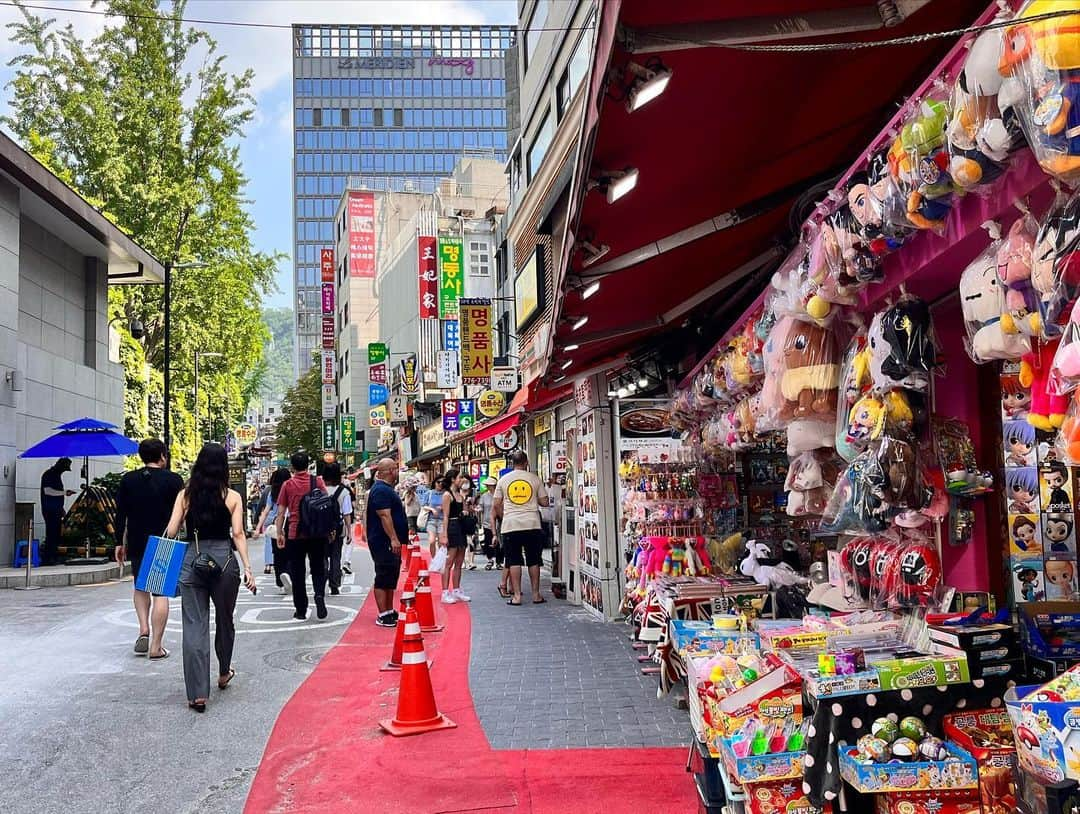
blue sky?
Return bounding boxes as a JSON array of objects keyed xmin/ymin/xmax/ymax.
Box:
[{"xmin": 0, "ymin": 0, "xmax": 518, "ymax": 308}]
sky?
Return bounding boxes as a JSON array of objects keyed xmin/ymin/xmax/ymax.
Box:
[{"xmin": 0, "ymin": 0, "xmax": 518, "ymax": 309}]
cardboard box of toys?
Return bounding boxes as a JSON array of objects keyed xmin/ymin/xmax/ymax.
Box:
[
  {"xmin": 943, "ymin": 709, "xmax": 1018, "ymax": 814},
  {"xmin": 712, "ymin": 664, "xmax": 803, "ymax": 738},
  {"xmin": 928, "ymin": 621, "xmax": 1016, "ymax": 651},
  {"xmin": 719, "ymin": 738, "xmax": 804, "ymax": 784},
  {"xmin": 1005, "ymin": 678, "xmax": 1080, "ymax": 784},
  {"xmin": 743, "ymin": 778, "xmax": 830, "ymax": 814},
  {"xmin": 837, "ymin": 740, "xmax": 979, "ymax": 794},
  {"xmin": 873, "ymin": 788, "xmax": 981, "ymax": 814},
  {"xmin": 1020, "ymin": 602, "xmax": 1080, "ymax": 659}
]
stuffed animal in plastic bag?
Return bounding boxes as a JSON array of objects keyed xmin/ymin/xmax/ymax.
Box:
[
  {"xmin": 890, "ymin": 98, "xmax": 954, "ymax": 231},
  {"xmin": 779, "ymin": 319, "xmax": 840, "ymax": 421},
  {"xmin": 1023, "ymin": 336, "xmax": 1069, "ymax": 430},
  {"xmin": 998, "ymin": 214, "xmax": 1042, "ymax": 337},
  {"xmin": 960, "ymin": 228, "xmax": 1032, "ymax": 361},
  {"xmin": 1034, "ymin": 190, "xmax": 1080, "ymax": 338},
  {"xmin": 1056, "ymin": 392, "xmax": 1080, "ymax": 464},
  {"xmin": 821, "ymin": 452, "xmax": 890, "ymax": 534},
  {"xmin": 787, "ymin": 418, "xmax": 835, "ymax": 455},
  {"xmin": 739, "ymin": 540, "xmax": 808, "ymax": 590},
  {"xmin": 836, "ymin": 334, "xmax": 872, "ymax": 460},
  {"xmin": 875, "ymin": 436, "xmax": 927, "ymax": 519},
  {"xmin": 757, "ymin": 314, "xmax": 797, "ymax": 432},
  {"xmin": 785, "ymin": 451, "xmax": 829, "ymax": 517},
  {"xmin": 1051, "ymin": 298, "xmax": 1080, "ymax": 394},
  {"xmin": 868, "ymin": 298, "xmax": 938, "ymax": 392},
  {"xmin": 999, "ymin": 0, "xmax": 1080, "ymax": 183},
  {"xmin": 847, "ymin": 170, "xmax": 905, "ymax": 257}
]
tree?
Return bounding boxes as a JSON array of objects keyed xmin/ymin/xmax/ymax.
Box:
[
  {"xmin": 258, "ymin": 306, "xmax": 296, "ymax": 404},
  {"xmin": 4, "ymin": 0, "xmax": 282, "ymax": 466},
  {"xmin": 274, "ymin": 362, "xmax": 321, "ymax": 461}
]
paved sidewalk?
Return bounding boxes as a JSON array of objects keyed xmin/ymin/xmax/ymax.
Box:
[{"xmin": 461, "ymin": 565, "xmax": 688, "ymax": 750}]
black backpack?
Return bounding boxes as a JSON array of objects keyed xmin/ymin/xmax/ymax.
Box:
[{"xmin": 298, "ymin": 474, "xmax": 338, "ymax": 539}]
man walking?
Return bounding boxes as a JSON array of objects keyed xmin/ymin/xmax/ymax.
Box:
[
  {"xmin": 322, "ymin": 462, "xmax": 353, "ymax": 596},
  {"xmin": 113, "ymin": 439, "xmax": 184, "ymax": 658},
  {"xmin": 478, "ymin": 476, "xmax": 498, "ymax": 570},
  {"xmin": 39, "ymin": 457, "xmax": 74, "ymax": 565},
  {"xmin": 493, "ymin": 451, "xmax": 550, "ymax": 606},
  {"xmin": 277, "ymin": 451, "xmax": 330, "ymax": 620},
  {"xmin": 366, "ymin": 458, "xmax": 405, "ymax": 628}
]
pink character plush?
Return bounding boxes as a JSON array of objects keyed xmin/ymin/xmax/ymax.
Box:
[
  {"xmin": 999, "ymin": 215, "xmax": 1041, "ymax": 338},
  {"xmin": 1023, "ymin": 337, "xmax": 1069, "ymax": 430}
]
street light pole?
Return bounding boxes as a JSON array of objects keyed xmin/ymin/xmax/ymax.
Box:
[
  {"xmin": 161, "ymin": 259, "xmax": 207, "ymax": 461},
  {"xmin": 194, "ymin": 351, "xmax": 222, "ymax": 446}
]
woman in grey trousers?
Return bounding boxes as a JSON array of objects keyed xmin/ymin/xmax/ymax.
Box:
[{"xmin": 164, "ymin": 443, "xmax": 256, "ymax": 712}]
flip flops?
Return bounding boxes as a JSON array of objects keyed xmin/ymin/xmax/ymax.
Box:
[
  {"xmin": 134, "ymin": 634, "xmax": 149, "ymax": 655},
  {"xmin": 218, "ymin": 669, "xmax": 236, "ymax": 690},
  {"xmin": 533, "ymin": 597, "xmax": 547, "ymax": 604},
  {"xmin": 497, "ymin": 586, "xmax": 511, "ymax": 598},
  {"xmin": 148, "ymin": 648, "xmax": 170, "ymax": 660},
  {"xmin": 506, "ymin": 598, "xmax": 522, "ymax": 606}
]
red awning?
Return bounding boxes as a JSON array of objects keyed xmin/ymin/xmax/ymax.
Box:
[
  {"xmin": 475, "ymin": 411, "xmax": 521, "ymax": 443},
  {"xmin": 472, "ymin": 381, "xmax": 574, "ymax": 443},
  {"xmin": 545, "ymin": 0, "xmax": 991, "ymax": 383}
]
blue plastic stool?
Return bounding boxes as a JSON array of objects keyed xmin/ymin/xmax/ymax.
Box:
[{"xmin": 13, "ymin": 539, "xmax": 40, "ymax": 568}]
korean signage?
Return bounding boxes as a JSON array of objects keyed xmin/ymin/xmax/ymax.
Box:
[
  {"xmin": 438, "ymin": 236, "xmax": 463, "ymax": 319},
  {"xmin": 419, "ymin": 420, "xmax": 445, "ymax": 453},
  {"xmin": 389, "ymin": 396, "xmax": 409, "ymax": 426},
  {"xmin": 476, "ymin": 390, "xmax": 506, "ymax": 418},
  {"xmin": 321, "ymin": 315, "xmax": 335, "ymax": 349},
  {"xmin": 348, "ymin": 191, "xmax": 375, "ymax": 278},
  {"xmin": 418, "ymin": 236, "xmax": 439, "ymax": 319},
  {"xmin": 490, "ymin": 366, "xmax": 518, "ymax": 392},
  {"xmin": 321, "ymin": 349, "xmax": 336, "ymax": 384},
  {"xmin": 322, "ymin": 418, "xmax": 336, "ymax": 450},
  {"xmin": 340, "ymin": 414, "xmax": 356, "ymax": 452},
  {"xmin": 441, "ymin": 399, "xmax": 476, "ymax": 432},
  {"xmin": 321, "ymin": 384, "xmax": 336, "ymax": 419},
  {"xmin": 436, "ymin": 350, "xmax": 459, "ymax": 389},
  {"xmin": 400, "ymin": 354, "xmax": 419, "ymax": 397},
  {"xmin": 443, "ymin": 320, "xmax": 460, "ymax": 351},
  {"xmin": 320, "ymin": 248, "xmax": 335, "ymax": 283},
  {"xmin": 368, "ymin": 342, "xmax": 388, "ymax": 385},
  {"xmin": 369, "ymin": 404, "xmax": 388, "ymax": 428},
  {"xmin": 369, "ymin": 383, "xmax": 389, "ymax": 405},
  {"xmin": 234, "ymin": 423, "xmax": 258, "ymax": 448},
  {"xmin": 459, "ymin": 399, "xmax": 475, "ymax": 430},
  {"xmin": 460, "ymin": 298, "xmax": 493, "ymax": 386},
  {"xmin": 321, "ymin": 282, "xmax": 335, "ymax": 315},
  {"xmin": 534, "ymin": 412, "xmax": 554, "ymax": 436}
]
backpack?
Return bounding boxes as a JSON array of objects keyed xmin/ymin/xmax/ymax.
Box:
[
  {"xmin": 298, "ymin": 474, "xmax": 338, "ymax": 539},
  {"xmin": 329, "ymin": 485, "xmax": 347, "ymax": 542}
]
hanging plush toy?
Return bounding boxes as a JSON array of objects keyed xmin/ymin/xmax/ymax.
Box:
[
  {"xmin": 998, "ymin": 214, "xmax": 1042, "ymax": 337},
  {"xmin": 891, "ymin": 98, "xmax": 955, "ymax": 231},
  {"xmin": 959, "ymin": 224, "xmax": 1031, "ymax": 361},
  {"xmin": 868, "ymin": 297, "xmax": 939, "ymax": 392},
  {"xmin": 836, "ymin": 333, "xmax": 872, "ymax": 460},
  {"xmin": 1033, "ymin": 189, "xmax": 1080, "ymax": 338},
  {"xmin": 784, "ymin": 451, "xmax": 829, "ymax": 517},
  {"xmin": 779, "ymin": 319, "xmax": 840, "ymax": 421},
  {"xmin": 1024, "ymin": 337, "xmax": 1069, "ymax": 430},
  {"xmin": 739, "ymin": 540, "xmax": 808, "ymax": 590}
]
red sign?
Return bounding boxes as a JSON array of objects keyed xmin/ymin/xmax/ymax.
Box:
[
  {"xmin": 348, "ymin": 192, "xmax": 375, "ymax": 278},
  {"xmin": 369, "ymin": 362, "xmax": 387, "ymax": 384},
  {"xmin": 320, "ymin": 248, "xmax": 335, "ymax": 282},
  {"xmin": 321, "ymin": 282, "xmax": 334, "ymax": 315},
  {"xmin": 321, "ymin": 315, "xmax": 335, "ymax": 349},
  {"xmin": 418, "ymin": 235, "xmax": 439, "ymax": 319}
]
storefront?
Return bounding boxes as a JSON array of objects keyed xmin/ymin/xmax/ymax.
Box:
[{"xmin": 410, "ymin": 420, "xmax": 448, "ymax": 476}]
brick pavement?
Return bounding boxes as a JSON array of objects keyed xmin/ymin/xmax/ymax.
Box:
[{"xmin": 461, "ymin": 567, "xmax": 690, "ymax": 750}]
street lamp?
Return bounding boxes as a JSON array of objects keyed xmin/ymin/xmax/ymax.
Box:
[
  {"xmin": 194, "ymin": 351, "xmax": 222, "ymax": 445},
  {"xmin": 162, "ymin": 259, "xmax": 208, "ymax": 458}
]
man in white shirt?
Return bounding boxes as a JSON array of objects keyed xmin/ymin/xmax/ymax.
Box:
[
  {"xmin": 493, "ymin": 451, "xmax": 550, "ymax": 605},
  {"xmin": 323, "ymin": 462, "xmax": 353, "ymax": 595}
]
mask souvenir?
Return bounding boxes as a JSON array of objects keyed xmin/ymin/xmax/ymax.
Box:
[
  {"xmin": 998, "ymin": 214, "xmax": 1042, "ymax": 338},
  {"xmin": 960, "ymin": 230, "xmax": 1032, "ymax": 361},
  {"xmin": 868, "ymin": 298, "xmax": 938, "ymax": 392}
]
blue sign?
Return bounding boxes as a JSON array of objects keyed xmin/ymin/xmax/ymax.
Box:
[
  {"xmin": 368, "ymin": 383, "xmax": 389, "ymax": 405},
  {"xmin": 458, "ymin": 399, "xmax": 475, "ymax": 417},
  {"xmin": 443, "ymin": 320, "xmax": 460, "ymax": 351}
]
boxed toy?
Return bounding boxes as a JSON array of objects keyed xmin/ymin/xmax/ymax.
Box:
[
  {"xmin": 1021, "ymin": 602, "xmax": 1080, "ymax": 659},
  {"xmin": 944, "ymin": 709, "xmax": 1018, "ymax": 814},
  {"xmin": 744, "ymin": 778, "xmax": 830, "ymax": 814},
  {"xmin": 1029, "ymin": 656, "xmax": 1080, "ymax": 684},
  {"xmin": 837, "ymin": 740, "xmax": 979, "ymax": 793},
  {"xmin": 968, "ymin": 657, "xmax": 1025, "ymax": 681},
  {"xmin": 872, "ymin": 647, "xmax": 969, "ymax": 690},
  {"xmin": 713, "ymin": 665, "xmax": 802, "ymax": 738},
  {"xmin": 874, "ymin": 788, "xmax": 981, "ymax": 814},
  {"xmin": 1005, "ymin": 680, "xmax": 1080, "ymax": 784},
  {"xmin": 1015, "ymin": 767, "xmax": 1080, "ymax": 814},
  {"xmin": 669, "ymin": 619, "xmax": 759, "ymax": 657},
  {"xmin": 719, "ymin": 738, "xmax": 804, "ymax": 784},
  {"xmin": 929, "ymin": 621, "xmax": 1016, "ymax": 650}
]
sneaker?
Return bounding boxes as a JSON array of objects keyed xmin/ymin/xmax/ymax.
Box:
[
  {"xmin": 279, "ymin": 584, "xmax": 288, "ymax": 595},
  {"xmin": 315, "ymin": 597, "xmax": 328, "ymax": 620},
  {"xmin": 342, "ymin": 563, "xmax": 352, "ymax": 575},
  {"xmin": 375, "ymin": 612, "xmax": 397, "ymax": 628},
  {"xmin": 293, "ymin": 610, "xmax": 307, "ymax": 620},
  {"xmin": 329, "ymin": 586, "xmax": 340, "ymax": 595},
  {"xmin": 280, "ymin": 572, "xmax": 293, "ymax": 593},
  {"xmin": 441, "ymin": 592, "xmax": 458, "ymax": 604},
  {"xmin": 453, "ymin": 588, "xmax": 471, "ymax": 602}
]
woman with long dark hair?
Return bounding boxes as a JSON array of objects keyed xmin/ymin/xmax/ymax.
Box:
[
  {"xmin": 439, "ymin": 469, "xmax": 471, "ymax": 604},
  {"xmin": 254, "ymin": 467, "xmax": 292, "ymax": 593},
  {"xmin": 164, "ymin": 443, "xmax": 256, "ymax": 712}
]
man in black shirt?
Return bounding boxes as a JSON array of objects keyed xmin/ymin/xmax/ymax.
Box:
[
  {"xmin": 114, "ymin": 439, "xmax": 184, "ymax": 658},
  {"xmin": 39, "ymin": 457, "xmax": 74, "ymax": 565}
]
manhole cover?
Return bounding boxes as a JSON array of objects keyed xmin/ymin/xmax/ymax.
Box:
[{"xmin": 262, "ymin": 647, "xmax": 331, "ymax": 673}]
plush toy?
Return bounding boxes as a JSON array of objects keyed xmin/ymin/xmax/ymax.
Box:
[
  {"xmin": 891, "ymin": 98, "xmax": 954, "ymax": 231},
  {"xmin": 821, "ymin": 453, "xmax": 890, "ymax": 534},
  {"xmin": 787, "ymin": 418, "xmax": 835, "ymax": 455},
  {"xmin": 757, "ymin": 314, "xmax": 796, "ymax": 432},
  {"xmin": 846, "ymin": 394, "xmax": 887, "ymax": 449},
  {"xmin": 1057, "ymin": 392, "xmax": 1080, "ymax": 463},
  {"xmin": 1033, "ymin": 190, "xmax": 1080, "ymax": 337},
  {"xmin": 868, "ymin": 298, "xmax": 938, "ymax": 392},
  {"xmin": 744, "ymin": 315, "xmax": 765, "ymax": 375},
  {"xmin": 998, "ymin": 215, "xmax": 1042, "ymax": 337},
  {"xmin": 779, "ymin": 319, "xmax": 840, "ymax": 421},
  {"xmin": 827, "ymin": 205, "xmax": 882, "ymax": 289},
  {"xmin": 959, "ymin": 231, "xmax": 1032, "ymax": 361},
  {"xmin": 875, "ymin": 436, "xmax": 925, "ymax": 513},
  {"xmin": 711, "ymin": 532, "xmax": 746, "ymax": 574},
  {"xmin": 847, "ymin": 170, "xmax": 905, "ymax": 257},
  {"xmin": 739, "ymin": 540, "xmax": 808, "ymax": 590},
  {"xmin": 836, "ymin": 334, "xmax": 872, "ymax": 460},
  {"xmin": 999, "ymin": 0, "xmax": 1080, "ymax": 183},
  {"xmin": 785, "ymin": 451, "xmax": 829, "ymax": 517},
  {"xmin": 1023, "ymin": 337, "xmax": 1069, "ymax": 430}
]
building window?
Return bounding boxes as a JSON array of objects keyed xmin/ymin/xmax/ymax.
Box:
[
  {"xmin": 557, "ymin": 20, "xmax": 592, "ymax": 118},
  {"xmin": 496, "ymin": 312, "xmax": 511, "ymax": 358},
  {"xmin": 393, "ymin": 108, "xmax": 403, "ymax": 127},
  {"xmin": 469, "ymin": 240, "xmax": 490, "ymax": 276},
  {"xmin": 341, "ymin": 107, "xmax": 350, "ymax": 127},
  {"xmin": 312, "ymin": 108, "xmax": 323, "ymax": 127},
  {"xmin": 526, "ymin": 109, "xmax": 553, "ymax": 183},
  {"xmin": 374, "ymin": 108, "xmax": 383, "ymax": 127},
  {"xmin": 524, "ymin": 0, "xmax": 549, "ymax": 69}
]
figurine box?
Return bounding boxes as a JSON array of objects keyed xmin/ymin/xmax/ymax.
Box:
[
  {"xmin": 1005, "ymin": 684, "xmax": 1080, "ymax": 784},
  {"xmin": 719, "ymin": 738, "xmax": 804, "ymax": 784},
  {"xmin": 837, "ymin": 740, "xmax": 979, "ymax": 793},
  {"xmin": 944, "ymin": 709, "xmax": 1018, "ymax": 814},
  {"xmin": 874, "ymin": 788, "xmax": 981, "ymax": 814},
  {"xmin": 928, "ymin": 621, "xmax": 1016, "ymax": 651},
  {"xmin": 1021, "ymin": 603, "xmax": 1080, "ymax": 659},
  {"xmin": 743, "ymin": 777, "xmax": 830, "ymax": 814}
]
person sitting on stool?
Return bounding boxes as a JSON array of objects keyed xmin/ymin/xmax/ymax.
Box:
[{"xmin": 40, "ymin": 457, "xmax": 74, "ymax": 565}]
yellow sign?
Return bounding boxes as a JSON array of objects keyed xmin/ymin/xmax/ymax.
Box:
[
  {"xmin": 460, "ymin": 298, "xmax": 493, "ymax": 386},
  {"xmin": 533, "ymin": 412, "xmax": 553, "ymax": 436},
  {"xmin": 488, "ymin": 458, "xmax": 506, "ymax": 479},
  {"xmin": 234, "ymin": 422, "xmax": 258, "ymax": 447},
  {"xmin": 506, "ymin": 477, "xmax": 534, "ymax": 505},
  {"xmin": 369, "ymin": 404, "xmax": 388, "ymax": 428},
  {"xmin": 477, "ymin": 390, "xmax": 506, "ymax": 418}
]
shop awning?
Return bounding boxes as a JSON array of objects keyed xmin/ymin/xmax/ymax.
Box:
[
  {"xmin": 544, "ymin": 0, "xmax": 990, "ymax": 384},
  {"xmin": 472, "ymin": 381, "xmax": 575, "ymax": 443},
  {"xmin": 406, "ymin": 445, "xmax": 448, "ymax": 467}
]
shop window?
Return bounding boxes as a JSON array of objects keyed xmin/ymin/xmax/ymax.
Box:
[
  {"xmin": 524, "ymin": 0, "xmax": 549, "ymax": 69},
  {"xmin": 526, "ymin": 109, "xmax": 553, "ymax": 183}
]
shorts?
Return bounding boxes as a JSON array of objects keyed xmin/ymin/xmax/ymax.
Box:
[
  {"xmin": 129, "ymin": 541, "xmax": 149, "ymax": 587},
  {"xmin": 371, "ymin": 548, "xmax": 402, "ymax": 591},
  {"xmin": 502, "ymin": 529, "xmax": 544, "ymax": 568},
  {"xmin": 445, "ymin": 518, "xmax": 468, "ymax": 549},
  {"xmin": 426, "ymin": 519, "xmax": 443, "ymax": 538}
]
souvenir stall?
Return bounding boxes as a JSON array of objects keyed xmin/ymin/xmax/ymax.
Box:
[{"xmin": 615, "ymin": 2, "xmax": 1080, "ymax": 811}]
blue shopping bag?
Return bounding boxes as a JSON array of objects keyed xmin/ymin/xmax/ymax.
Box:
[{"xmin": 135, "ymin": 535, "xmax": 187, "ymax": 597}]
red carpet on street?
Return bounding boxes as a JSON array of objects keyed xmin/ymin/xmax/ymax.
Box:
[{"xmin": 245, "ymin": 584, "xmax": 696, "ymax": 814}]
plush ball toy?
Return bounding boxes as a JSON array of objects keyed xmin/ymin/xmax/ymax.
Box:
[
  {"xmin": 959, "ymin": 234, "xmax": 1032, "ymax": 361},
  {"xmin": 998, "ymin": 215, "xmax": 1042, "ymax": 337},
  {"xmin": 1024, "ymin": 337, "xmax": 1069, "ymax": 430}
]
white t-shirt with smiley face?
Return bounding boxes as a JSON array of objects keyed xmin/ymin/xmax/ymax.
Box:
[{"xmin": 494, "ymin": 469, "xmax": 543, "ymax": 533}]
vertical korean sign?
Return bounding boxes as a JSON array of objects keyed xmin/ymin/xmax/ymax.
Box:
[
  {"xmin": 438, "ymin": 236, "xmax": 463, "ymax": 319},
  {"xmin": 418, "ymin": 236, "xmax": 439, "ymax": 319},
  {"xmin": 460, "ymin": 298, "xmax": 493, "ymax": 386},
  {"xmin": 368, "ymin": 342, "xmax": 388, "ymax": 385},
  {"xmin": 400, "ymin": 354, "xmax": 419, "ymax": 397},
  {"xmin": 322, "ymin": 418, "xmax": 336, "ymax": 451},
  {"xmin": 348, "ymin": 191, "xmax": 375, "ymax": 278},
  {"xmin": 320, "ymin": 248, "xmax": 335, "ymax": 283},
  {"xmin": 339, "ymin": 415, "xmax": 356, "ymax": 452}
]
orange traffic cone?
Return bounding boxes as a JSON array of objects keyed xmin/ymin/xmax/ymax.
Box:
[
  {"xmin": 407, "ymin": 547, "xmax": 425, "ymax": 582},
  {"xmin": 402, "ymin": 542, "xmax": 413, "ymax": 572},
  {"xmin": 380, "ymin": 578, "xmax": 416, "ymax": 672},
  {"xmin": 415, "ymin": 569, "xmax": 444, "ymax": 632},
  {"xmin": 379, "ymin": 606, "xmax": 456, "ymax": 737}
]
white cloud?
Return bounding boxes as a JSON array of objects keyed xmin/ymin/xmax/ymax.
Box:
[{"xmin": 0, "ymin": 1, "xmax": 107, "ymax": 59}]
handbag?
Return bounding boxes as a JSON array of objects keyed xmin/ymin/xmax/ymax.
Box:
[
  {"xmin": 416, "ymin": 505, "xmax": 432, "ymax": 528},
  {"xmin": 191, "ymin": 534, "xmax": 227, "ymax": 580},
  {"xmin": 430, "ymin": 545, "xmax": 447, "ymax": 571}
]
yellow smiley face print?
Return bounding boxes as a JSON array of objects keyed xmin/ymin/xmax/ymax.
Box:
[{"xmin": 507, "ymin": 478, "xmax": 534, "ymax": 505}]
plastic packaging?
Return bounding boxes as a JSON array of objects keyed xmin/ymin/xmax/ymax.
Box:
[
  {"xmin": 868, "ymin": 296, "xmax": 939, "ymax": 393},
  {"xmin": 821, "ymin": 451, "xmax": 890, "ymax": 535},
  {"xmin": 1033, "ymin": 188, "xmax": 1080, "ymax": 339},
  {"xmin": 784, "ymin": 450, "xmax": 831, "ymax": 517},
  {"xmin": 836, "ymin": 332, "xmax": 872, "ymax": 461},
  {"xmin": 959, "ymin": 223, "xmax": 1031, "ymax": 362},
  {"xmin": 888, "ymin": 97, "xmax": 955, "ymax": 233},
  {"xmin": 1055, "ymin": 392, "xmax": 1080, "ymax": 464},
  {"xmin": 778, "ymin": 319, "xmax": 841, "ymax": 423},
  {"xmin": 1026, "ymin": 337, "xmax": 1069, "ymax": 430},
  {"xmin": 997, "ymin": 212, "xmax": 1042, "ymax": 338},
  {"xmin": 757, "ymin": 314, "xmax": 797, "ymax": 433}
]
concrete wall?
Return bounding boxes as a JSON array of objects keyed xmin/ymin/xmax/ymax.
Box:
[
  {"xmin": 3, "ymin": 186, "xmax": 125, "ymax": 563},
  {"xmin": 0, "ymin": 179, "xmax": 18, "ymax": 561}
]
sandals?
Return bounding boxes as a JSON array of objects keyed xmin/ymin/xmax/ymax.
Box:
[
  {"xmin": 188, "ymin": 699, "xmax": 207, "ymax": 713},
  {"xmin": 134, "ymin": 634, "xmax": 149, "ymax": 655},
  {"xmin": 506, "ymin": 598, "xmax": 522, "ymax": 606},
  {"xmin": 218, "ymin": 669, "xmax": 236, "ymax": 690},
  {"xmin": 533, "ymin": 597, "xmax": 547, "ymax": 604},
  {"xmin": 148, "ymin": 647, "xmax": 170, "ymax": 660},
  {"xmin": 497, "ymin": 586, "xmax": 511, "ymax": 598}
]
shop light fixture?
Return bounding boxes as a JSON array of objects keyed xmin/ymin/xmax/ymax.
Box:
[
  {"xmin": 578, "ymin": 240, "xmax": 610, "ymax": 268},
  {"xmin": 626, "ymin": 62, "xmax": 672, "ymax": 112},
  {"xmin": 572, "ymin": 315, "xmax": 589, "ymax": 331},
  {"xmin": 617, "ymin": 385, "xmax": 628, "ymax": 398},
  {"xmin": 552, "ymin": 374, "xmax": 567, "ymax": 384},
  {"xmin": 560, "ymin": 359, "xmax": 573, "ymax": 370},
  {"xmin": 564, "ymin": 344, "xmax": 580, "ymax": 352},
  {"xmin": 626, "ymin": 381, "xmax": 638, "ymax": 394},
  {"xmin": 638, "ymin": 374, "xmax": 649, "ymax": 388},
  {"xmin": 605, "ymin": 168, "xmax": 639, "ymax": 204},
  {"xmin": 581, "ymin": 280, "xmax": 601, "ymax": 300}
]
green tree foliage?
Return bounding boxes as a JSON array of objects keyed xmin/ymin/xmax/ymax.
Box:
[
  {"xmin": 4, "ymin": 0, "xmax": 282, "ymax": 466},
  {"xmin": 274, "ymin": 362, "xmax": 321, "ymax": 460},
  {"xmin": 258, "ymin": 306, "xmax": 296, "ymax": 403}
]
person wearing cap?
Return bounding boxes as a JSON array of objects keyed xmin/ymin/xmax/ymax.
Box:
[
  {"xmin": 40, "ymin": 457, "xmax": 75, "ymax": 565},
  {"xmin": 478, "ymin": 475, "xmax": 500, "ymax": 571}
]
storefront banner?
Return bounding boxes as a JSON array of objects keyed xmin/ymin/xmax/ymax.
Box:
[
  {"xmin": 550, "ymin": 440, "xmax": 569, "ymax": 481},
  {"xmin": 575, "ymin": 400, "xmax": 619, "ymax": 619},
  {"xmin": 389, "ymin": 396, "xmax": 408, "ymax": 426},
  {"xmin": 368, "ymin": 403, "xmax": 388, "ymax": 428},
  {"xmin": 438, "ymin": 236, "xmax": 463, "ymax": 319},
  {"xmin": 396, "ymin": 435, "xmax": 413, "ymax": 464},
  {"xmin": 368, "ymin": 383, "xmax": 388, "ymax": 405},
  {"xmin": 320, "ymin": 248, "xmax": 335, "ymax": 283},
  {"xmin": 347, "ymin": 191, "xmax": 375, "ymax": 278},
  {"xmin": 476, "ymin": 390, "xmax": 506, "ymax": 418},
  {"xmin": 321, "ymin": 384, "xmax": 336, "ymax": 419},
  {"xmin": 441, "ymin": 399, "xmax": 460, "ymax": 432},
  {"xmin": 321, "ymin": 349, "xmax": 335, "ymax": 384},
  {"xmin": 235, "ymin": 423, "xmax": 258, "ymax": 448},
  {"xmin": 339, "ymin": 414, "xmax": 356, "ymax": 452},
  {"xmin": 488, "ymin": 458, "xmax": 507, "ymax": 479},
  {"xmin": 419, "ymin": 420, "xmax": 445, "ymax": 453},
  {"xmin": 436, "ymin": 349, "xmax": 459, "ymax": 389},
  {"xmin": 460, "ymin": 298, "xmax": 493, "ymax": 386},
  {"xmin": 418, "ymin": 236, "xmax": 439, "ymax": 319},
  {"xmin": 443, "ymin": 320, "xmax": 460, "ymax": 351},
  {"xmin": 490, "ymin": 366, "xmax": 518, "ymax": 392},
  {"xmin": 574, "ymin": 373, "xmax": 605, "ymax": 414},
  {"xmin": 458, "ymin": 399, "xmax": 475, "ymax": 430},
  {"xmin": 321, "ymin": 315, "xmax": 335, "ymax": 349},
  {"xmin": 321, "ymin": 282, "xmax": 335, "ymax": 314},
  {"xmin": 400, "ymin": 354, "xmax": 419, "ymax": 397},
  {"xmin": 322, "ymin": 418, "xmax": 336, "ymax": 451}
]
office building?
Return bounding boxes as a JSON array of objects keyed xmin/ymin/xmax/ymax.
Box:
[{"xmin": 292, "ymin": 23, "xmax": 516, "ymax": 376}]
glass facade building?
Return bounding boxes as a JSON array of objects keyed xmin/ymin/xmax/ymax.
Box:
[{"xmin": 292, "ymin": 24, "xmax": 516, "ymax": 374}]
